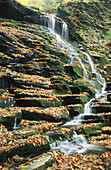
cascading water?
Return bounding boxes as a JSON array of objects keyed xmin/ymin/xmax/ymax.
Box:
[
  {"xmin": 13, "ymin": 118, "xmax": 19, "ymax": 130},
  {"xmin": 43, "ymin": 14, "xmax": 107, "ymax": 155},
  {"xmin": 83, "ymin": 52, "xmax": 106, "ymax": 97},
  {"xmin": 48, "ymin": 14, "xmax": 55, "ymax": 33},
  {"xmin": 62, "ymin": 21, "xmax": 68, "ymax": 41}
]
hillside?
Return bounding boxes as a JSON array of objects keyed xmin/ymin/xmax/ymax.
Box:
[{"xmin": 0, "ymin": 0, "xmax": 111, "ymax": 169}]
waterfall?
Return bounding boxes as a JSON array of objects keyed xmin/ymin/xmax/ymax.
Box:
[
  {"xmin": 44, "ymin": 14, "xmax": 106, "ymax": 155},
  {"xmin": 62, "ymin": 21, "xmax": 68, "ymax": 41},
  {"xmin": 13, "ymin": 118, "xmax": 19, "ymax": 130},
  {"xmin": 48, "ymin": 14, "xmax": 55, "ymax": 33},
  {"xmin": 83, "ymin": 52, "xmax": 106, "ymax": 97}
]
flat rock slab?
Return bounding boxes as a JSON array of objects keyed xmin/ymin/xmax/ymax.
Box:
[
  {"xmin": 16, "ymin": 97, "xmax": 61, "ymax": 107},
  {"xmin": 57, "ymin": 94, "xmax": 85, "ymax": 105},
  {"xmin": 20, "ymin": 154, "xmax": 54, "ymax": 170},
  {"xmin": 66, "ymin": 104, "xmax": 83, "ymax": 117},
  {"xmin": 21, "ymin": 107, "xmax": 70, "ymax": 122}
]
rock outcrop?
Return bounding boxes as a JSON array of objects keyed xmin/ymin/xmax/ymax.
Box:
[
  {"xmin": 0, "ymin": 0, "xmax": 40, "ymax": 23},
  {"xmin": 0, "ymin": 0, "xmax": 111, "ymax": 169}
]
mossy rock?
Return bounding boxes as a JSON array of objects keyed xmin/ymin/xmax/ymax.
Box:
[
  {"xmin": 67, "ymin": 104, "xmax": 83, "ymax": 117},
  {"xmin": 51, "ymin": 77, "xmax": 70, "ymax": 94},
  {"xmin": 0, "ymin": 142, "xmax": 50, "ymax": 163},
  {"xmin": 16, "ymin": 98, "xmax": 62, "ymax": 108},
  {"xmin": 64, "ymin": 65, "xmax": 82, "ymax": 80},
  {"xmin": 0, "ymin": 111, "xmax": 22, "ymax": 130},
  {"xmin": 78, "ymin": 123, "xmax": 103, "ymax": 139},
  {"xmin": 21, "ymin": 109, "xmax": 70, "ymax": 123},
  {"xmin": 71, "ymin": 79, "xmax": 96, "ymax": 99}
]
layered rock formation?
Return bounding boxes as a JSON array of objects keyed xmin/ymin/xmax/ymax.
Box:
[{"xmin": 0, "ymin": 0, "xmax": 111, "ymax": 169}]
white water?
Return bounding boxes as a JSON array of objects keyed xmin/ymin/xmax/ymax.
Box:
[
  {"xmin": 13, "ymin": 118, "xmax": 19, "ymax": 130},
  {"xmin": 83, "ymin": 52, "xmax": 106, "ymax": 98},
  {"xmin": 48, "ymin": 14, "xmax": 55, "ymax": 33},
  {"xmin": 44, "ymin": 14, "xmax": 107, "ymax": 155},
  {"xmin": 62, "ymin": 21, "xmax": 68, "ymax": 41}
]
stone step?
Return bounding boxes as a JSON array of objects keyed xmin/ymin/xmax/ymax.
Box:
[
  {"xmin": 83, "ymin": 114, "xmax": 101, "ymax": 120},
  {"xmin": 15, "ymin": 97, "xmax": 61, "ymax": 107},
  {"xmin": 12, "ymin": 76, "xmax": 51, "ymax": 89},
  {"xmin": 13, "ymin": 88, "xmax": 56, "ymax": 98},
  {"xmin": 83, "ymin": 119, "xmax": 103, "ymax": 124},
  {"xmin": 66, "ymin": 104, "xmax": 83, "ymax": 117},
  {"xmin": 0, "ymin": 89, "xmax": 15, "ymax": 108},
  {"xmin": 106, "ymin": 82, "xmax": 111, "ymax": 91},
  {"xmin": 20, "ymin": 154, "xmax": 54, "ymax": 170},
  {"xmin": 0, "ymin": 107, "xmax": 22, "ymax": 130},
  {"xmin": 107, "ymin": 93, "xmax": 111, "ymax": 101},
  {"xmin": 21, "ymin": 106, "xmax": 70, "ymax": 123},
  {"xmin": 91, "ymin": 105, "xmax": 111, "ymax": 113},
  {"xmin": 91, "ymin": 101, "xmax": 111, "ymax": 113},
  {"xmin": 0, "ymin": 134, "xmax": 50, "ymax": 163},
  {"xmin": 101, "ymin": 126, "xmax": 111, "ymax": 135},
  {"xmin": 57, "ymin": 94, "xmax": 87, "ymax": 106}
]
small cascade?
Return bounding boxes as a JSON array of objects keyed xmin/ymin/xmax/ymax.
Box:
[
  {"xmin": 83, "ymin": 52, "xmax": 106, "ymax": 97},
  {"xmin": 13, "ymin": 118, "xmax": 19, "ymax": 130},
  {"xmin": 77, "ymin": 57, "xmax": 88, "ymax": 79},
  {"xmin": 55, "ymin": 34, "xmax": 88, "ymax": 78},
  {"xmin": 48, "ymin": 14, "xmax": 55, "ymax": 33},
  {"xmin": 50, "ymin": 133, "xmax": 88, "ymax": 155},
  {"xmin": 62, "ymin": 21, "xmax": 68, "ymax": 41}
]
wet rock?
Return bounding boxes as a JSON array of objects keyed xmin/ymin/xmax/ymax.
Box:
[
  {"xmin": 21, "ymin": 107, "xmax": 70, "ymax": 122},
  {"xmin": 16, "ymin": 97, "xmax": 61, "ymax": 108},
  {"xmin": 23, "ymin": 61, "xmax": 51, "ymax": 77},
  {"xmin": 51, "ymin": 77, "xmax": 70, "ymax": 94},
  {"xmin": 0, "ymin": 141, "xmax": 50, "ymax": 163},
  {"xmin": 0, "ymin": 110, "xmax": 22, "ymax": 129},
  {"xmin": 70, "ymin": 79, "xmax": 96, "ymax": 98},
  {"xmin": 0, "ymin": 53, "xmax": 13, "ymax": 66},
  {"xmin": 100, "ymin": 114, "xmax": 111, "ymax": 126},
  {"xmin": 14, "ymin": 130, "xmax": 40, "ymax": 138},
  {"xmin": 104, "ymin": 64, "xmax": 111, "ymax": 76},
  {"xmin": 0, "ymin": 89, "xmax": 15, "ymax": 108},
  {"xmin": 57, "ymin": 0, "xmax": 111, "ymax": 44},
  {"xmin": 0, "ymin": 0, "xmax": 40, "ymax": 24},
  {"xmin": 91, "ymin": 102, "xmax": 111, "ymax": 114},
  {"xmin": 66, "ymin": 104, "xmax": 83, "ymax": 117},
  {"xmin": 57, "ymin": 94, "xmax": 83, "ymax": 106},
  {"xmin": 64, "ymin": 65, "xmax": 82, "ymax": 80},
  {"xmin": 107, "ymin": 93, "xmax": 111, "ymax": 101},
  {"xmin": 102, "ymin": 126, "xmax": 111, "ymax": 135},
  {"xmin": 0, "ymin": 76, "xmax": 9, "ymax": 89},
  {"xmin": 106, "ymin": 82, "xmax": 111, "ymax": 91},
  {"xmin": 20, "ymin": 154, "xmax": 54, "ymax": 170},
  {"xmin": 13, "ymin": 156, "xmax": 24, "ymax": 163}
]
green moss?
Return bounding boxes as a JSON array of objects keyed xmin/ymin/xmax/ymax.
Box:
[
  {"xmin": 39, "ymin": 98, "xmax": 61, "ymax": 108},
  {"xmin": 80, "ymin": 95, "xmax": 88, "ymax": 105},
  {"xmin": 52, "ymin": 78, "xmax": 70, "ymax": 94},
  {"xmin": 78, "ymin": 105, "xmax": 84, "ymax": 113},
  {"xmin": 79, "ymin": 123, "xmax": 103, "ymax": 139},
  {"xmin": 105, "ymin": 28, "xmax": 111, "ymax": 41},
  {"xmin": 61, "ymin": 112, "xmax": 70, "ymax": 122},
  {"xmin": 72, "ymin": 65, "xmax": 83, "ymax": 79},
  {"xmin": 71, "ymin": 79, "xmax": 96, "ymax": 98},
  {"xmin": 0, "ymin": 18, "xmax": 21, "ymax": 23}
]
